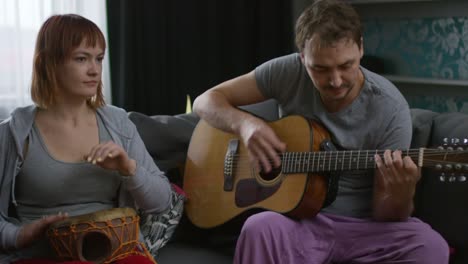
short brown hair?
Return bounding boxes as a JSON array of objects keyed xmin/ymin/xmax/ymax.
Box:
[
  {"xmin": 295, "ymin": 0, "xmax": 362, "ymax": 52},
  {"xmin": 31, "ymin": 14, "xmax": 106, "ymax": 109}
]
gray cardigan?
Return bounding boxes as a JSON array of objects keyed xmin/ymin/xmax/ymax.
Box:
[{"xmin": 0, "ymin": 105, "xmax": 172, "ymax": 253}]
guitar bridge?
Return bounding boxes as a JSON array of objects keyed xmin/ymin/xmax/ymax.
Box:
[{"xmin": 224, "ymin": 139, "xmax": 239, "ymax": 191}]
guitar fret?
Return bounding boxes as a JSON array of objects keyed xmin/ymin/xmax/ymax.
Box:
[
  {"xmin": 296, "ymin": 152, "xmax": 300, "ymax": 173},
  {"xmin": 294, "ymin": 152, "xmax": 297, "ymax": 172},
  {"xmin": 365, "ymin": 150, "xmax": 368, "ymax": 169},
  {"xmin": 312, "ymin": 152, "xmax": 316, "ymax": 172},
  {"xmin": 357, "ymin": 150, "xmax": 360, "ymax": 170},
  {"xmin": 349, "ymin": 151, "xmax": 352, "ymax": 170},
  {"xmin": 301, "ymin": 152, "xmax": 306, "ymax": 172},
  {"xmin": 307, "ymin": 152, "xmax": 311, "ymax": 173},
  {"xmin": 322, "ymin": 151, "xmax": 327, "ymax": 172},
  {"xmin": 342, "ymin": 151, "xmax": 345, "ymax": 171},
  {"xmin": 374, "ymin": 150, "xmax": 378, "ymax": 168},
  {"xmin": 327, "ymin": 151, "xmax": 331, "ymax": 171},
  {"xmin": 290, "ymin": 152, "xmax": 294, "ymax": 172},
  {"xmin": 321, "ymin": 151, "xmax": 325, "ymax": 172},
  {"xmin": 317, "ymin": 151, "xmax": 322, "ymax": 172},
  {"xmin": 290, "ymin": 152, "xmax": 294, "ymax": 173},
  {"xmin": 334, "ymin": 151, "xmax": 338, "ymax": 171}
]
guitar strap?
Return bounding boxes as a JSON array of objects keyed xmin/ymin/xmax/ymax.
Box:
[{"xmin": 320, "ymin": 140, "xmax": 340, "ymax": 208}]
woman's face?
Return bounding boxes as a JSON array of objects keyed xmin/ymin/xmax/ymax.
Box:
[{"xmin": 56, "ymin": 41, "xmax": 104, "ymax": 101}]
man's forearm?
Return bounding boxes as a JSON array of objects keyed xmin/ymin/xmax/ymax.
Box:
[{"xmin": 193, "ymin": 90, "xmax": 250, "ymax": 134}]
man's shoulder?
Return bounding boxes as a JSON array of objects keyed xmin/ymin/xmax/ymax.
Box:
[
  {"xmin": 270, "ymin": 53, "xmax": 301, "ymax": 64},
  {"xmin": 255, "ymin": 53, "xmax": 305, "ymax": 81},
  {"xmin": 361, "ymin": 67, "xmax": 408, "ymax": 107}
]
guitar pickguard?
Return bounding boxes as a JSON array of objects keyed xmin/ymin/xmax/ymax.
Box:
[{"xmin": 235, "ymin": 178, "xmax": 281, "ymax": 207}]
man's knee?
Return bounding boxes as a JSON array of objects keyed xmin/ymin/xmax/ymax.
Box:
[
  {"xmin": 410, "ymin": 228, "xmax": 450, "ymax": 263},
  {"xmin": 241, "ymin": 211, "xmax": 289, "ymax": 237}
]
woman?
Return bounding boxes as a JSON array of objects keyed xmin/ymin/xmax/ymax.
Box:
[{"xmin": 0, "ymin": 14, "xmax": 172, "ymax": 263}]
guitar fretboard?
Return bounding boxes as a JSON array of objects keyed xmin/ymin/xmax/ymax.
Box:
[{"xmin": 280, "ymin": 149, "xmax": 422, "ymax": 173}]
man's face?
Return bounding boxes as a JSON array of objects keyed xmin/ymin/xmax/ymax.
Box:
[{"xmin": 301, "ymin": 37, "xmax": 364, "ymax": 110}]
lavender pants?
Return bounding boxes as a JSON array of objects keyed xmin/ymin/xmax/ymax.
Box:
[{"xmin": 234, "ymin": 212, "xmax": 449, "ymax": 264}]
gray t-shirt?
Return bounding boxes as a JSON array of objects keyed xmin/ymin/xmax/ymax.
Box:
[{"xmin": 255, "ymin": 53, "xmax": 412, "ymax": 218}]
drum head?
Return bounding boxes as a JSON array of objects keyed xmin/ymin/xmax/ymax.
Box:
[{"xmin": 49, "ymin": 207, "xmax": 137, "ymax": 229}]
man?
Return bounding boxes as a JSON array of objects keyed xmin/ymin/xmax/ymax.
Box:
[{"xmin": 193, "ymin": 0, "xmax": 449, "ymax": 263}]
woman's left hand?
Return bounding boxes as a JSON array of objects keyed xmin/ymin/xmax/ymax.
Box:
[{"xmin": 85, "ymin": 141, "xmax": 136, "ymax": 176}]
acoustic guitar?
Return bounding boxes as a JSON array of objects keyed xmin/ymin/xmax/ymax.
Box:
[{"xmin": 183, "ymin": 115, "xmax": 467, "ymax": 229}]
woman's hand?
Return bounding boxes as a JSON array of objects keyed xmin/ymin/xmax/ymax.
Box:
[
  {"xmin": 16, "ymin": 213, "xmax": 68, "ymax": 249},
  {"xmin": 85, "ymin": 141, "xmax": 137, "ymax": 176}
]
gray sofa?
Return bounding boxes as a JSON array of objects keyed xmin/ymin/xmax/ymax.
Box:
[{"xmin": 129, "ymin": 101, "xmax": 468, "ymax": 264}]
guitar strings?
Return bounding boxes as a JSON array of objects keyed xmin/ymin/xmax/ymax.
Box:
[{"xmin": 225, "ymin": 149, "xmax": 468, "ymax": 173}]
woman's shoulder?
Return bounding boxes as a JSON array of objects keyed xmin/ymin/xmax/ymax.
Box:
[
  {"xmin": 97, "ymin": 105, "xmax": 134, "ymax": 138},
  {"xmin": 2, "ymin": 105, "xmax": 36, "ymax": 136},
  {"xmin": 98, "ymin": 104, "xmax": 128, "ymax": 119}
]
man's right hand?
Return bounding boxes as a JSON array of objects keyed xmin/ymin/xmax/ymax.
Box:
[
  {"xmin": 16, "ymin": 212, "xmax": 68, "ymax": 249},
  {"xmin": 239, "ymin": 116, "xmax": 287, "ymax": 173}
]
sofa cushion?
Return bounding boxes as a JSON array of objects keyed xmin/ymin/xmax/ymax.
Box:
[
  {"xmin": 140, "ymin": 185, "xmax": 186, "ymax": 257},
  {"xmin": 239, "ymin": 99, "xmax": 280, "ymax": 121},
  {"xmin": 128, "ymin": 112, "xmax": 199, "ymax": 173},
  {"xmin": 413, "ymin": 111, "xmax": 468, "ymax": 264},
  {"xmin": 409, "ymin": 108, "xmax": 438, "ymax": 148}
]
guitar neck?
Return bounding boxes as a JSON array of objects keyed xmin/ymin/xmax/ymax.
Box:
[{"xmin": 280, "ymin": 148, "xmax": 424, "ymax": 173}]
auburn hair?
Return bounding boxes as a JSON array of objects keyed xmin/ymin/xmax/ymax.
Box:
[{"xmin": 31, "ymin": 14, "xmax": 106, "ymax": 109}]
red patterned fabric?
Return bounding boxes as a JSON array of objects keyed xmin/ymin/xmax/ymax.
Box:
[
  {"xmin": 12, "ymin": 255, "xmax": 154, "ymax": 264},
  {"xmin": 12, "ymin": 260, "xmax": 91, "ymax": 264}
]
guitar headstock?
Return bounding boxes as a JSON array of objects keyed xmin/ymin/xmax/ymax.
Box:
[{"xmin": 425, "ymin": 138, "xmax": 468, "ymax": 183}]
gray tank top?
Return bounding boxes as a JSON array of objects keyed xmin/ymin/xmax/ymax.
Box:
[{"xmin": 15, "ymin": 114, "xmax": 121, "ymax": 222}]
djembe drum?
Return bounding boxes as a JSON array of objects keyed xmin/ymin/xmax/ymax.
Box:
[{"xmin": 46, "ymin": 207, "xmax": 156, "ymax": 264}]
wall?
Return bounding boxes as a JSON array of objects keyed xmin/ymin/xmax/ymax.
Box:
[{"xmin": 356, "ymin": 0, "xmax": 468, "ymax": 113}]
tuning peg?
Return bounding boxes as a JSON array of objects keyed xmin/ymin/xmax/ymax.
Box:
[
  {"xmin": 464, "ymin": 138, "xmax": 468, "ymax": 144},
  {"xmin": 445, "ymin": 164, "xmax": 453, "ymax": 170},
  {"xmin": 449, "ymin": 174, "xmax": 457, "ymax": 182},
  {"xmin": 435, "ymin": 164, "xmax": 443, "ymax": 170},
  {"xmin": 457, "ymin": 147, "xmax": 464, "ymax": 151},
  {"xmin": 447, "ymin": 146, "xmax": 454, "ymax": 151},
  {"xmin": 443, "ymin": 138, "xmax": 449, "ymax": 144},
  {"xmin": 437, "ymin": 146, "xmax": 445, "ymax": 150},
  {"xmin": 451, "ymin": 138, "xmax": 460, "ymax": 144},
  {"xmin": 439, "ymin": 173, "xmax": 446, "ymax": 182},
  {"xmin": 458, "ymin": 175, "xmax": 467, "ymax": 182},
  {"xmin": 455, "ymin": 164, "xmax": 462, "ymax": 171},
  {"xmin": 464, "ymin": 165, "xmax": 468, "ymax": 171}
]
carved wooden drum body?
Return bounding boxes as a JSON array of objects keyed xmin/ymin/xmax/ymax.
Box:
[{"xmin": 46, "ymin": 207, "xmax": 155, "ymax": 264}]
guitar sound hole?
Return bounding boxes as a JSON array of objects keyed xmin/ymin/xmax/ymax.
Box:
[{"xmin": 259, "ymin": 165, "xmax": 282, "ymax": 181}]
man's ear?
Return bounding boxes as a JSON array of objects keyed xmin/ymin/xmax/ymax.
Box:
[
  {"xmin": 359, "ymin": 37, "xmax": 364, "ymax": 59},
  {"xmin": 300, "ymin": 52, "xmax": 305, "ymax": 64}
]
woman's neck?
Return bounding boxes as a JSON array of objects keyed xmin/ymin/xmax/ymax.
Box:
[{"xmin": 40, "ymin": 101, "xmax": 95, "ymax": 125}]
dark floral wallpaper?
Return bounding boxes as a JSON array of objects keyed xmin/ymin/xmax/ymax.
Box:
[{"xmin": 363, "ymin": 17, "xmax": 468, "ymax": 113}]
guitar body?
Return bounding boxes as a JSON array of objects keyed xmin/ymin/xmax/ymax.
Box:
[{"xmin": 183, "ymin": 115, "xmax": 329, "ymax": 229}]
